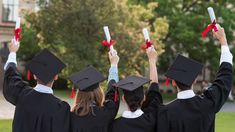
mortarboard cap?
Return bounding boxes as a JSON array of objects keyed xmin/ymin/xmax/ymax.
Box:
[
  {"xmin": 70, "ymin": 66, "xmax": 106, "ymax": 91},
  {"xmin": 26, "ymin": 49, "xmax": 66, "ymax": 84},
  {"xmin": 114, "ymin": 76, "xmax": 150, "ymax": 91},
  {"xmin": 165, "ymin": 54, "xmax": 203, "ymax": 86}
]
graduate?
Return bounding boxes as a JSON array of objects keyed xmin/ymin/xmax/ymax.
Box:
[
  {"xmin": 3, "ymin": 40, "xmax": 70, "ymax": 132},
  {"xmin": 70, "ymin": 49, "xmax": 120, "ymax": 132},
  {"xmin": 156, "ymin": 24, "xmax": 233, "ymax": 132},
  {"xmin": 112, "ymin": 47, "xmax": 163, "ymax": 132}
]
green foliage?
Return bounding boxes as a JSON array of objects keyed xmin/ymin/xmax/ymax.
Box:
[
  {"xmin": 17, "ymin": 24, "xmax": 40, "ymax": 61},
  {"xmin": 25, "ymin": 0, "xmax": 168, "ymax": 81},
  {"xmin": 131, "ymin": 0, "xmax": 235, "ymax": 80}
]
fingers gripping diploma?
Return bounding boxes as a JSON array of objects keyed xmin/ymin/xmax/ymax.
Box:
[
  {"xmin": 146, "ymin": 47, "xmax": 157, "ymax": 62},
  {"xmin": 109, "ymin": 49, "xmax": 119, "ymax": 67},
  {"xmin": 212, "ymin": 24, "xmax": 228, "ymax": 45},
  {"xmin": 9, "ymin": 39, "xmax": 20, "ymax": 53}
]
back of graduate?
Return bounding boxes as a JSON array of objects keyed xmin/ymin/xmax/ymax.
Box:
[
  {"xmin": 3, "ymin": 40, "xmax": 70, "ymax": 132},
  {"xmin": 70, "ymin": 50, "xmax": 120, "ymax": 132},
  {"xmin": 112, "ymin": 47, "xmax": 163, "ymax": 132},
  {"xmin": 157, "ymin": 24, "xmax": 233, "ymax": 132}
]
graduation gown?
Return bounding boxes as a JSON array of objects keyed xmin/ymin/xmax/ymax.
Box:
[
  {"xmin": 112, "ymin": 83, "xmax": 163, "ymax": 132},
  {"xmin": 70, "ymin": 80, "xmax": 120, "ymax": 132},
  {"xmin": 157, "ymin": 62, "xmax": 233, "ymax": 132},
  {"xmin": 3, "ymin": 63, "xmax": 70, "ymax": 132}
]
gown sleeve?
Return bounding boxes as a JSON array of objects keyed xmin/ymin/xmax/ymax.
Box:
[
  {"xmin": 3, "ymin": 63, "xmax": 29, "ymax": 105},
  {"xmin": 104, "ymin": 80, "xmax": 120, "ymax": 114},
  {"xmin": 141, "ymin": 83, "xmax": 163, "ymax": 113},
  {"xmin": 51, "ymin": 101, "xmax": 71, "ymax": 132},
  {"xmin": 203, "ymin": 45, "xmax": 233, "ymax": 113},
  {"xmin": 104, "ymin": 66, "xmax": 120, "ymax": 119},
  {"xmin": 204, "ymin": 62, "xmax": 233, "ymax": 113}
]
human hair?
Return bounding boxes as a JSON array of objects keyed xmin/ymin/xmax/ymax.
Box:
[
  {"xmin": 123, "ymin": 87, "xmax": 145, "ymax": 112},
  {"xmin": 175, "ymin": 81, "xmax": 191, "ymax": 91},
  {"xmin": 72, "ymin": 86, "xmax": 104, "ymax": 116},
  {"xmin": 35, "ymin": 75, "xmax": 54, "ymax": 86}
]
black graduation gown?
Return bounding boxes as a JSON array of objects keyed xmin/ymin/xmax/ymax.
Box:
[
  {"xmin": 70, "ymin": 80, "xmax": 120, "ymax": 132},
  {"xmin": 157, "ymin": 62, "xmax": 233, "ymax": 132},
  {"xmin": 3, "ymin": 63, "xmax": 70, "ymax": 132},
  {"xmin": 112, "ymin": 83, "xmax": 163, "ymax": 132}
]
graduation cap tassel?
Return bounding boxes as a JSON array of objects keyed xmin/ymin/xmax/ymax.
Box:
[
  {"xmin": 70, "ymin": 86, "xmax": 75, "ymax": 99},
  {"xmin": 27, "ymin": 70, "xmax": 31, "ymax": 81},
  {"xmin": 114, "ymin": 89, "xmax": 118, "ymax": 102},
  {"xmin": 165, "ymin": 78, "xmax": 169, "ymax": 86}
]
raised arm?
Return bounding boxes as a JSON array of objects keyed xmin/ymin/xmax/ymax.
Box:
[
  {"xmin": 204, "ymin": 24, "xmax": 233, "ymax": 113},
  {"xmin": 3, "ymin": 40, "xmax": 29, "ymax": 105},
  {"xmin": 142, "ymin": 47, "xmax": 163, "ymax": 112},
  {"xmin": 105, "ymin": 50, "xmax": 119, "ymax": 101},
  {"xmin": 147, "ymin": 47, "xmax": 158, "ymax": 84},
  {"xmin": 104, "ymin": 50, "xmax": 120, "ymax": 120}
]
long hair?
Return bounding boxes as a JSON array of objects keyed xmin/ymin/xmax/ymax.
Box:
[{"xmin": 72, "ymin": 87, "xmax": 104, "ymax": 116}]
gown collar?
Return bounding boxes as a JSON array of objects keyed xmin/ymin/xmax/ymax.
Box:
[
  {"xmin": 177, "ymin": 90, "xmax": 195, "ymax": 99},
  {"xmin": 34, "ymin": 84, "xmax": 53, "ymax": 94},
  {"xmin": 122, "ymin": 109, "xmax": 144, "ymax": 119}
]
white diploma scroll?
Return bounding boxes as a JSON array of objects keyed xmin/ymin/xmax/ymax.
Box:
[
  {"xmin": 142, "ymin": 28, "xmax": 150, "ymax": 41},
  {"xmin": 103, "ymin": 26, "xmax": 114, "ymax": 51},
  {"xmin": 207, "ymin": 7, "xmax": 216, "ymax": 23},
  {"xmin": 15, "ymin": 17, "xmax": 21, "ymax": 29}
]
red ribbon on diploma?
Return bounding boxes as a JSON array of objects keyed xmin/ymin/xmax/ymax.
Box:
[
  {"xmin": 201, "ymin": 20, "xmax": 218, "ymax": 37},
  {"xmin": 102, "ymin": 39, "xmax": 115, "ymax": 49},
  {"xmin": 142, "ymin": 40, "xmax": 152, "ymax": 50},
  {"xmin": 14, "ymin": 28, "xmax": 22, "ymax": 41}
]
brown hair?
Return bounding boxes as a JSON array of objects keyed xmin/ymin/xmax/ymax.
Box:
[
  {"xmin": 72, "ymin": 87, "xmax": 104, "ymax": 116},
  {"xmin": 175, "ymin": 81, "xmax": 191, "ymax": 91}
]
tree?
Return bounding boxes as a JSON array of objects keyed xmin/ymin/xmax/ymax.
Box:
[
  {"xmin": 26, "ymin": 0, "xmax": 169, "ymax": 79},
  {"xmin": 17, "ymin": 24, "xmax": 40, "ymax": 61},
  {"xmin": 130, "ymin": 0, "xmax": 235, "ymax": 80}
]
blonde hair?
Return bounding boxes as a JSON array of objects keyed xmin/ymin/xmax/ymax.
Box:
[{"xmin": 72, "ymin": 87, "xmax": 104, "ymax": 116}]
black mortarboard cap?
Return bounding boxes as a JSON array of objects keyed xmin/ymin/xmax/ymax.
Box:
[
  {"xmin": 114, "ymin": 76, "xmax": 151, "ymax": 91},
  {"xmin": 165, "ymin": 54, "xmax": 203, "ymax": 86},
  {"xmin": 70, "ymin": 66, "xmax": 106, "ymax": 91},
  {"xmin": 26, "ymin": 49, "xmax": 66, "ymax": 84}
]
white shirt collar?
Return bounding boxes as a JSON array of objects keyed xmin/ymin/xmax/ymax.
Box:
[
  {"xmin": 177, "ymin": 90, "xmax": 195, "ymax": 99},
  {"xmin": 34, "ymin": 84, "xmax": 53, "ymax": 94},
  {"xmin": 122, "ymin": 109, "xmax": 144, "ymax": 119}
]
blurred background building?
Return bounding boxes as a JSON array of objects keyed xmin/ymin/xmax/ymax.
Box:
[{"xmin": 0, "ymin": 0, "xmax": 38, "ymax": 91}]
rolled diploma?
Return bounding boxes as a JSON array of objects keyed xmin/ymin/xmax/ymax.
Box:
[
  {"xmin": 103, "ymin": 26, "xmax": 114, "ymax": 51},
  {"xmin": 15, "ymin": 17, "xmax": 21, "ymax": 29},
  {"xmin": 207, "ymin": 7, "xmax": 216, "ymax": 23},
  {"xmin": 142, "ymin": 28, "xmax": 152, "ymax": 48},
  {"xmin": 142, "ymin": 28, "xmax": 150, "ymax": 41}
]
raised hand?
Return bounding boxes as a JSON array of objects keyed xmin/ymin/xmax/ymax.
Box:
[
  {"xmin": 213, "ymin": 24, "xmax": 228, "ymax": 45},
  {"xmin": 109, "ymin": 49, "xmax": 119, "ymax": 66},
  {"xmin": 8, "ymin": 39, "xmax": 20, "ymax": 53}
]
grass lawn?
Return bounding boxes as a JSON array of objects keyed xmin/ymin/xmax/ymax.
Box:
[
  {"xmin": 0, "ymin": 119, "xmax": 12, "ymax": 132},
  {"xmin": 54, "ymin": 90, "xmax": 71, "ymax": 99},
  {"xmin": 0, "ymin": 112, "xmax": 234, "ymax": 132}
]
